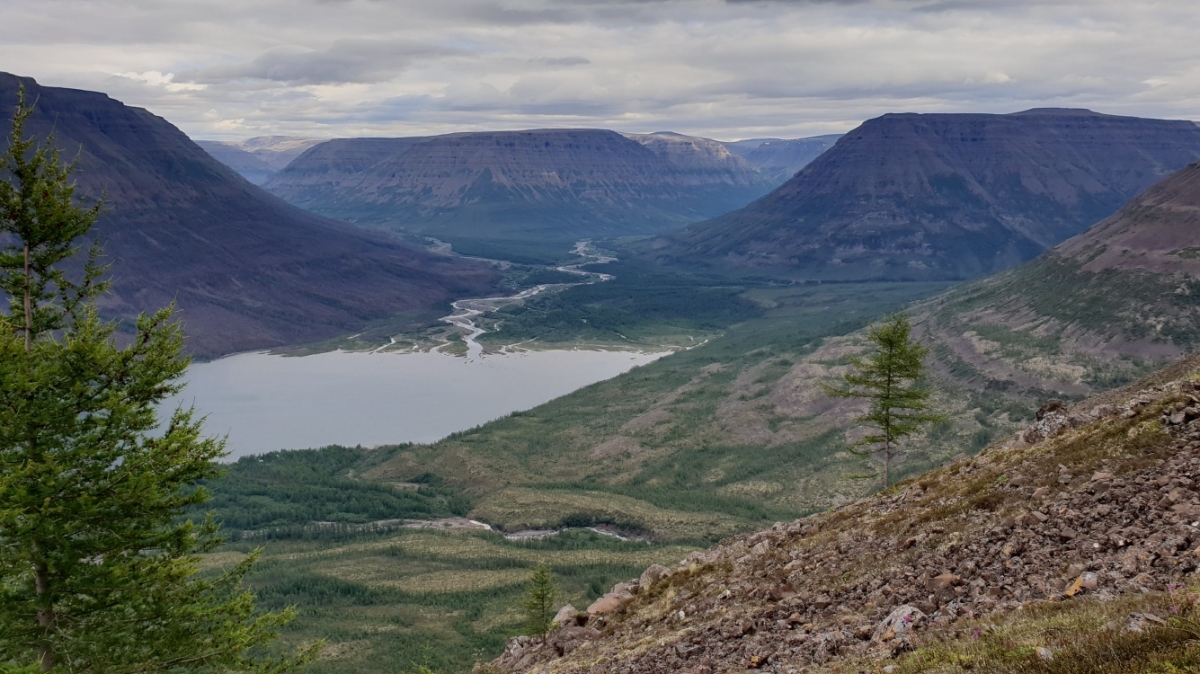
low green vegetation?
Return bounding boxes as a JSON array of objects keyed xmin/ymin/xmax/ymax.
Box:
[
  {"xmin": 205, "ymin": 519, "xmax": 691, "ymax": 674},
  {"xmin": 481, "ymin": 259, "xmax": 765, "ymax": 346},
  {"xmin": 885, "ymin": 581, "xmax": 1200, "ymax": 674},
  {"xmin": 204, "ymin": 447, "xmax": 469, "ymax": 534}
]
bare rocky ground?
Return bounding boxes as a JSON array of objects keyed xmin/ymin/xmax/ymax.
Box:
[{"xmin": 483, "ymin": 353, "xmax": 1200, "ymax": 673}]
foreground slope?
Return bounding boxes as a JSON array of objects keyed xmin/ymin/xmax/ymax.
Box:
[
  {"xmin": 266, "ymin": 129, "xmax": 775, "ymax": 242},
  {"xmin": 0, "ymin": 74, "xmax": 497, "ymax": 357},
  {"xmin": 653, "ymin": 109, "xmax": 1200, "ymax": 281},
  {"xmin": 488, "ymin": 352, "xmax": 1200, "ymax": 673}
]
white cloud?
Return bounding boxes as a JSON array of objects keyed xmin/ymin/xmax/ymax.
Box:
[{"xmin": 0, "ymin": 0, "xmax": 1196, "ymax": 140}]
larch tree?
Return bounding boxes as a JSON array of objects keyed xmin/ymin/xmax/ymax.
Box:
[
  {"xmin": 822, "ymin": 313, "xmax": 945, "ymax": 489},
  {"xmin": 0, "ymin": 87, "xmax": 317, "ymax": 672},
  {"xmin": 522, "ymin": 564, "xmax": 558, "ymax": 640}
]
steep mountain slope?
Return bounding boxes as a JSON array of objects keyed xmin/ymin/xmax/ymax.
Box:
[
  {"xmin": 723, "ymin": 134, "xmax": 842, "ymax": 184},
  {"xmin": 915, "ymin": 161, "xmax": 1200, "ymax": 402},
  {"xmin": 487, "ymin": 352, "xmax": 1200, "ymax": 674},
  {"xmin": 265, "ymin": 130, "xmax": 775, "ymax": 242},
  {"xmin": 0, "ymin": 74, "xmax": 498, "ymax": 358},
  {"xmin": 653, "ymin": 109, "xmax": 1200, "ymax": 281},
  {"xmin": 195, "ymin": 136, "xmax": 322, "ymax": 184}
]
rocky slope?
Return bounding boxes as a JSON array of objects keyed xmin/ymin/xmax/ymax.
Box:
[
  {"xmin": 0, "ymin": 74, "xmax": 498, "ymax": 358},
  {"xmin": 723, "ymin": 134, "xmax": 842, "ymax": 184},
  {"xmin": 652, "ymin": 109, "xmax": 1200, "ymax": 281},
  {"xmin": 265, "ymin": 129, "xmax": 776, "ymax": 242},
  {"xmin": 195, "ymin": 136, "xmax": 322, "ymax": 184},
  {"xmin": 486, "ymin": 352, "xmax": 1200, "ymax": 673}
]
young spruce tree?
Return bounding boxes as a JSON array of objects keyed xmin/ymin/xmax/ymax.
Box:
[
  {"xmin": 522, "ymin": 564, "xmax": 558, "ymax": 640},
  {"xmin": 822, "ymin": 313, "xmax": 945, "ymax": 489},
  {"xmin": 0, "ymin": 87, "xmax": 316, "ymax": 672}
]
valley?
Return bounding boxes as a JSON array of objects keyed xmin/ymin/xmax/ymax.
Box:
[{"xmin": 5, "ymin": 67, "xmax": 1200, "ymax": 674}]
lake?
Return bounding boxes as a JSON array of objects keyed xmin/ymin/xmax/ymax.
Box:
[{"xmin": 164, "ymin": 348, "xmax": 665, "ymax": 459}]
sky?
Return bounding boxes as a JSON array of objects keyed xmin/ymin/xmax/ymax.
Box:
[{"xmin": 2, "ymin": 0, "xmax": 1198, "ymax": 141}]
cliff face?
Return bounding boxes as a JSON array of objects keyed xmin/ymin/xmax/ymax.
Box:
[
  {"xmin": 0, "ymin": 74, "xmax": 497, "ymax": 358},
  {"xmin": 266, "ymin": 129, "xmax": 776, "ymax": 241},
  {"xmin": 654, "ymin": 109, "xmax": 1200, "ymax": 281}
]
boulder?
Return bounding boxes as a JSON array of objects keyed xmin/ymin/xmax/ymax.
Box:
[
  {"xmin": 872, "ymin": 605, "xmax": 926, "ymax": 643},
  {"xmin": 553, "ymin": 604, "xmax": 581, "ymax": 627},
  {"xmin": 587, "ymin": 594, "xmax": 626, "ymax": 615},
  {"xmin": 640, "ymin": 564, "xmax": 672, "ymax": 590}
]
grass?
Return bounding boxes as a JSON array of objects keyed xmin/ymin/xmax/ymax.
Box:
[{"xmin": 881, "ymin": 585, "xmax": 1200, "ymax": 673}]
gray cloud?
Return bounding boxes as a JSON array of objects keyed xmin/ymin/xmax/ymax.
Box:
[
  {"xmin": 0, "ymin": 0, "xmax": 1196, "ymax": 141},
  {"xmin": 177, "ymin": 39, "xmax": 457, "ymax": 85},
  {"xmin": 528, "ymin": 56, "xmax": 591, "ymax": 67}
]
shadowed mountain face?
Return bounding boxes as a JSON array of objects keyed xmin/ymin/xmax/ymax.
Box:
[
  {"xmin": 195, "ymin": 136, "xmax": 322, "ymax": 185},
  {"xmin": 265, "ymin": 129, "xmax": 776, "ymax": 242},
  {"xmin": 654, "ymin": 109, "xmax": 1200, "ymax": 281},
  {"xmin": 0, "ymin": 74, "xmax": 498, "ymax": 358},
  {"xmin": 723, "ymin": 134, "xmax": 842, "ymax": 184},
  {"xmin": 917, "ymin": 160, "xmax": 1200, "ymax": 375}
]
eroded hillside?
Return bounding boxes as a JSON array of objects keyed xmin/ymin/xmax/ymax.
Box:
[{"xmin": 485, "ymin": 353, "xmax": 1200, "ymax": 674}]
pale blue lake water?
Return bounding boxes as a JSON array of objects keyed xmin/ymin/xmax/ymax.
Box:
[{"xmin": 163, "ymin": 348, "xmax": 664, "ymax": 459}]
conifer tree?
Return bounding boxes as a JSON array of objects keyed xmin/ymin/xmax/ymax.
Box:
[
  {"xmin": 822, "ymin": 313, "xmax": 945, "ymax": 489},
  {"xmin": 0, "ymin": 87, "xmax": 316, "ymax": 672},
  {"xmin": 522, "ymin": 564, "xmax": 558, "ymax": 640}
]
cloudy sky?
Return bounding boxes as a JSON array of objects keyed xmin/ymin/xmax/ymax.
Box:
[{"xmin": 2, "ymin": 0, "xmax": 1198, "ymax": 141}]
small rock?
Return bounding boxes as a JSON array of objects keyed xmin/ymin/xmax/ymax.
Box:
[{"xmin": 639, "ymin": 564, "xmax": 671, "ymax": 590}]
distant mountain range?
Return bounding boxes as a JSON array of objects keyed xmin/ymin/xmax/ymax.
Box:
[
  {"xmin": 723, "ymin": 134, "xmax": 842, "ymax": 183},
  {"xmin": 194, "ymin": 136, "xmax": 323, "ymax": 185},
  {"xmin": 650, "ymin": 109, "xmax": 1200, "ymax": 281},
  {"xmin": 0, "ymin": 74, "xmax": 498, "ymax": 358},
  {"xmin": 263, "ymin": 129, "xmax": 787, "ymax": 243}
]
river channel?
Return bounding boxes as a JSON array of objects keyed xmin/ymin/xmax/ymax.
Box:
[{"xmin": 164, "ymin": 242, "xmax": 664, "ymax": 459}]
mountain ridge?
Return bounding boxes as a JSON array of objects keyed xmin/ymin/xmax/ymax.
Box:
[
  {"xmin": 265, "ymin": 128, "xmax": 778, "ymax": 242},
  {"xmin": 650, "ymin": 108, "xmax": 1200, "ymax": 281},
  {"xmin": 0, "ymin": 73, "xmax": 498, "ymax": 358}
]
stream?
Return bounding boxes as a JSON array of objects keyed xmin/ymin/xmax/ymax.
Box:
[{"xmin": 438, "ymin": 240, "xmax": 615, "ymax": 359}]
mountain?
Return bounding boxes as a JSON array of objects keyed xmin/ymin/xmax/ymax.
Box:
[
  {"xmin": 652, "ymin": 109, "xmax": 1200, "ymax": 281},
  {"xmin": 265, "ymin": 129, "xmax": 776, "ymax": 243},
  {"xmin": 723, "ymin": 133, "xmax": 842, "ymax": 183},
  {"xmin": 195, "ymin": 136, "xmax": 322, "ymax": 185},
  {"xmin": 487, "ymin": 352, "xmax": 1200, "ymax": 673},
  {"xmin": 914, "ymin": 160, "xmax": 1200, "ymax": 399},
  {"xmin": 0, "ymin": 74, "xmax": 498, "ymax": 358}
]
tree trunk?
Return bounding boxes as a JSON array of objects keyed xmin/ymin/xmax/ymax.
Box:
[
  {"xmin": 24, "ymin": 243, "xmax": 32, "ymax": 352},
  {"xmin": 33, "ymin": 547, "xmax": 54, "ymax": 671},
  {"xmin": 884, "ymin": 439, "xmax": 890, "ymax": 489}
]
